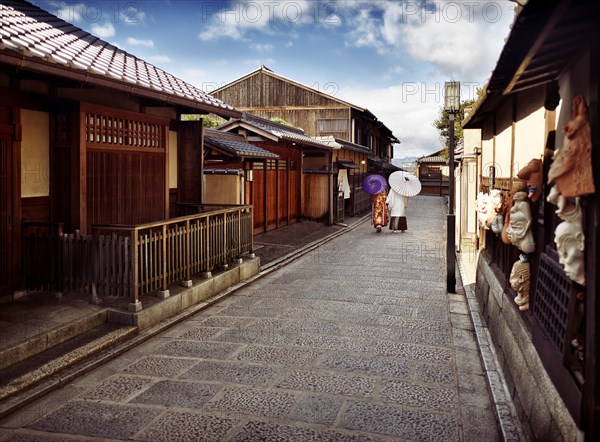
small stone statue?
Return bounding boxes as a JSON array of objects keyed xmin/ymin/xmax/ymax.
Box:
[
  {"xmin": 510, "ymin": 254, "xmax": 530, "ymax": 311},
  {"xmin": 506, "ymin": 191, "xmax": 535, "ymax": 254},
  {"xmin": 554, "ymin": 202, "xmax": 585, "ymax": 286}
]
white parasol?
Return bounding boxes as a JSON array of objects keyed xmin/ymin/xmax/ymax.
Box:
[{"xmin": 388, "ymin": 171, "xmax": 422, "ymax": 196}]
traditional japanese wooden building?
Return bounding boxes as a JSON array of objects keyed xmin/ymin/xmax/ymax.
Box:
[
  {"xmin": 462, "ymin": 0, "xmax": 600, "ymax": 439},
  {"xmin": 416, "ymin": 149, "xmax": 450, "ymax": 196},
  {"xmin": 217, "ymin": 113, "xmax": 332, "ymax": 232},
  {"xmin": 211, "ymin": 65, "xmax": 399, "ymax": 218},
  {"xmin": 201, "ymin": 129, "xmax": 280, "ymax": 208},
  {"xmin": 314, "ymin": 136, "xmax": 372, "ymax": 220},
  {"xmin": 0, "ymin": 1, "xmax": 256, "ymax": 307}
]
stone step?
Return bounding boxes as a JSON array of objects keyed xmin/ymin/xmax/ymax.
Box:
[
  {"xmin": 0, "ymin": 323, "xmax": 137, "ymax": 418},
  {"xmin": 0, "ymin": 309, "xmax": 108, "ymax": 371}
]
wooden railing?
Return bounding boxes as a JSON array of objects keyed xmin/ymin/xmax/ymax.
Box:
[
  {"xmin": 92, "ymin": 205, "xmax": 253, "ymax": 305},
  {"xmin": 22, "ymin": 205, "xmax": 253, "ymax": 306},
  {"xmin": 22, "ymin": 221, "xmax": 64, "ymax": 292}
]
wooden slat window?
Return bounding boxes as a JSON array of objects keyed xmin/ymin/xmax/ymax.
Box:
[
  {"xmin": 85, "ymin": 112, "xmax": 166, "ymax": 150},
  {"xmin": 317, "ymin": 119, "xmax": 348, "ymax": 133}
]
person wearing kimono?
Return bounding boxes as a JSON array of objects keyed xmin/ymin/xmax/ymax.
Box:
[
  {"xmin": 386, "ymin": 189, "xmax": 408, "ymax": 233},
  {"xmin": 371, "ymin": 190, "xmax": 388, "ymax": 233}
]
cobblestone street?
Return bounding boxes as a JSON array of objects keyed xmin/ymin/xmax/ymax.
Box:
[{"xmin": 0, "ymin": 196, "xmax": 503, "ymax": 441}]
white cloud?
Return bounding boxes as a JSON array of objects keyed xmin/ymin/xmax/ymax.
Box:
[
  {"xmin": 338, "ymin": 82, "xmax": 448, "ymax": 158},
  {"xmin": 380, "ymin": 1, "xmax": 515, "ymax": 79},
  {"xmin": 127, "ymin": 37, "xmax": 154, "ymax": 47},
  {"xmin": 91, "ymin": 22, "xmax": 116, "ymax": 39},
  {"xmin": 250, "ymin": 43, "xmax": 274, "ymax": 53},
  {"xmin": 149, "ymin": 55, "xmax": 172, "ymax": 63},
  {"xmin": 197, "ymin": 0, "xmax": 336, "ymax": 41},
  {"xmin": 345, "ymin": 9, "xmax": 384, "ymax": 51}
]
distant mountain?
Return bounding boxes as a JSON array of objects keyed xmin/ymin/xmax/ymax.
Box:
[
  {"xmin": 391, "ymin": 157, "xmax": 417, "ymax": 173},
  {"xmin": 392, "ymin": 157, "xmax": 418, "ymax": 167}
]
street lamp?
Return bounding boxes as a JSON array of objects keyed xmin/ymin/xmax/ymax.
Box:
[{"xmin": 444, "ymin": 81, "xmax": 460, "ymax": 293}]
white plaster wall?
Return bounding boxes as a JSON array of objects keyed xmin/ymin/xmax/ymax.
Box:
[
  {"xmin": 204, "ymin": 175, "xmax": 241, "ymax": 204},
  {"xmin": 494, "ymin": 125, "xmax": 512, "ymax": 179},
  {"xmin": 481, "ymin": 138, "xmax": 494, "ymax": 180},
  {"xmin": 514, "ymin": 106, "xmax": 546, "ymax": 174},
  {"xmin": 21, "ymin": 110, "xmax": 49, "ymax": 197},
  {"xmin": 169, "ymin": 130, "xmax": 177, "ymax": 189}
]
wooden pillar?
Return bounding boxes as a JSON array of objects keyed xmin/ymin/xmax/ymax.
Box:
[
  {"xmin": 510, "ymin": 96, "xmax": 517, "ymax": 189},
  {"xmin": 177, "ymin": 120, "xmax": 204, "ymax": 204},
  {"xmin": 583, "ymin": 30, "xmax": 600, "ymax": 440},
  {"xmin": 72, "ymin": 110, "xmax": 86, "ymax": 233}
]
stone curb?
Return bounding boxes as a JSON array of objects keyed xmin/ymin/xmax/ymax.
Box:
[{"xmin": 456, "ymin": 252, "xmax": 526, "ymax": 442}]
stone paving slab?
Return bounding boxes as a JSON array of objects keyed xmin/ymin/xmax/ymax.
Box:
[{"xmin": 0, "ymin": 196, "xmax": 505, "ymax": 442}]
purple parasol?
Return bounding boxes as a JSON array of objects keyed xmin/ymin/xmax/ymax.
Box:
[{"xmin": 362, "ymin": 174, "xmax": 388, "ymax": 195}]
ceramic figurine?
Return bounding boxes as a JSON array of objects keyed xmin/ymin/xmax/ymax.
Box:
[
  {"xmin": 517, "ymin": 158, "xmax": 543, "ymax": 202},
  {"xmin": 548, "ymin": 95, "xmax": 595, "ymax": 197},
  {"xmin": 510, "ymin": 254, "xmax": 530, "ymax": 311},
  {"xmin": 506, "ymin": 191, "xmax": 535, "ymax": 254},
  {"xmin": 476, "ymin": 192, "xmax": 491, "ymax": 230},
  {"xmin": 547, "ymin": 184, "xmax": 571, "ymax": 216},
  {"xmin": 554, "ymin": 202, "xmax": 585, "ymax": 286},
  {"xmin": 501, "ymin": 190, "xmax": 517, "ymax": 245}
]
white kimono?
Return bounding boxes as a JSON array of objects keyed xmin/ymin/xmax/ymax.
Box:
[{"xmin": 386, "ymin": 190, "xmax": 408, "ymax": 217}]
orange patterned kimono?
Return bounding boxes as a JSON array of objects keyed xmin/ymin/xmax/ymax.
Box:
[{"xmin": 371, "ymin": 191, "xmax": 389, "ymax": 231}]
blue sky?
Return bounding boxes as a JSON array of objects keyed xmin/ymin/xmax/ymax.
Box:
[{"xmin": 40, "ymin": 0, "xmax": 516, "ymax": 158}]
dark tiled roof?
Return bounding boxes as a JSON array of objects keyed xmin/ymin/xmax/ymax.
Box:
[
  {"xmin": 314, "ymin": 136, "xmax": 370, "ymax": 154},
  {"xmin": 205, "ymin": 130, "xmax": 279, "ymax": 159},
  {"xmin": 220, "ymin": 113, "xmax": 331, "ymax": 150},
  {"xmin": 417, "ymin": 155, "xmax": 446, "ymax": 163},
  {"xmin": 0, "ymin": 1, "xmax": 238, "ymax": 116}
]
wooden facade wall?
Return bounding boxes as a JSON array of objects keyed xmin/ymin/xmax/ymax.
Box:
[
  {"xmin": 22, "ymin": 196, "xmax": 49, "ymax": 222},
  {"xmin": 247, "ymin": 140, "xmax": 303, "ymax": 233},
  {"xmin": 213, "ymin": 71, "xmax": 394, "ymax": 159},
  {"xmin": 303, "ymin": 173, "xmax": 329, "ymax": 220},
  {"xmin": 87, "ymin": 151, "xmax": 165, "ymax": 227},
  {"xmin": 50, "ymin": 111, "xmax": 75, "ymax": 231},
  {"xmin": 83, "ymin": 105, "xmax": 169, "ymax": 231},
  {"xmin": 177, "ymin": 121, "xmax": 203, "ymax": 204},
  {"xmin": 214, "ymin": 73, "xmax": 340, "ymax": 108},
  {"xmin": 1, "ymin": 105, "xmax": 16, "ymax": 296}
]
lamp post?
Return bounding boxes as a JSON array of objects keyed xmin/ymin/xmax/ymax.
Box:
[{"xmin": 444, "ymin": 81, "xmax": 460, "ymax": 293}]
